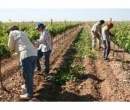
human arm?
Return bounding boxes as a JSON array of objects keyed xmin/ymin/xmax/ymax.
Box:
[
  {"xmin": 109, "ymin": 31, "xmax": 114, "ymax": 37},
  {"xmin": 8, "ymin": 32, "xmax": 15, "ymax": 51},
  {"xmin": 33, "ymin": 31, "xmax": 46, "ymax": 46},
  {"xmin": 37, "ymin": 32, "xmax": 46, "ymax": 44}
]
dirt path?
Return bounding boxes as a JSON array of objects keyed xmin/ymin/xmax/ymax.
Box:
[
  {"xmin": 63, "ymin": 23, "xmax": 130, "ymax": 101},
  {"xmin": 1, "ymin": 23, "xmax": 130, "ymax": 101},
  {"xmin": 54, "ymin": 23, "xmax": 130, "ymax": 101},
  {"xmin": 0, "ymin": 26, "xmax": 82, "ymax": 101}
]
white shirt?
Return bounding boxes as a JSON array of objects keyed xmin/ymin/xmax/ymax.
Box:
[
  {"xmin": 102, "ymin": 26, "xmax": 110, "ymax": 41},
  {"xmin": 8, "ymin": 30, "xmax": 37, "ymax": 62},
  {"xmin": 91, "ymin": 22, "xmax": 101, "ymax": 33},
  {"xmin": 36, "ymin": 29, "xmax": 52, "ymax": 52}
]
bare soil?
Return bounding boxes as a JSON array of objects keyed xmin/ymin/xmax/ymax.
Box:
[{"xmin": 0, "ymin": 24, "xmax": 130, "ymax": 101}]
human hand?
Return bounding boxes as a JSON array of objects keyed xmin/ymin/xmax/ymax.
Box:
[{"xmin": 32, "ymin": 41, "xmax": 39, "ymax": 47}]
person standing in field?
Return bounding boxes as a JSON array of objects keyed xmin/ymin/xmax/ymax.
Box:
[
  {"xmin": 7, "ymin": 26, "xmax": 37, "ymax": 99},
  {"xmin": 33, "ymin": 22, "xmax": 52, "ymax": 76},
  {"xmin": 91, "ymin": 20, "xmax": 105, "ymax": 51},
  {"xmin": 102, "ymin": 22, "xmax": 114, "ymax": 60}
]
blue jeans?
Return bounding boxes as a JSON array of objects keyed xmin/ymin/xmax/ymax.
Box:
[
  {"xmin": 36, "ymin": 49, "xmax": 51, "ymax": 74},
  {"xmin": 21, "ymin": 56, "xmax": 37, "ymax": 97},
  {"xmin": 103, "ymin": 40, "xmax": 110, "ymax": 59}
]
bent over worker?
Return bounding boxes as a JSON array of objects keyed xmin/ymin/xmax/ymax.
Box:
[
  {"xmin": 7, "ymin": 26, "xmax": 37, "ymax": 99},
  {"xmin": 91, "ymin": 20, "xmax": 105, "ymax": 51},
  {"xmin": 102, "ymin": 22, "xmax": 114, "ymax": 60}
]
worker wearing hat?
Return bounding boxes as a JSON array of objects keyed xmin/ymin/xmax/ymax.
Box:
[
  {"xmin": 91, "ymin": 20, "xmax": 105, "ymax": 51},
  {"xmin": 102, "ymin": 22, "xmax": 114, "ymax": 60},
  {"xmin": 33, "ymin": 22, "xmax": 52, "ymax": 76},
  {"xmin": 7, "ymin": 25, "xmax": 37, "ymax": 99}
]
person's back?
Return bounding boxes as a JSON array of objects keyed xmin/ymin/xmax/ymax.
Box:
[
  {"xmin": 91, "ymin": 22, "xmax": 101, "ymax": 33},
  {"xmin": 91, "ymin": 20, "xmax": 105, "ymax": 51},
  {"xmin": 102, "ymin": 26, "xmax": 110, "ymax": 41},
  {"xmin": 8, "ymin": 26, "xmax": 37, "ymax": 99},
  {"xmin": 38, "ymin": 28, "xmax": 52, "ymax": 52},
  {"xmin": 8, "ymin": 30, "xmax": 37, "ymax": 61}
]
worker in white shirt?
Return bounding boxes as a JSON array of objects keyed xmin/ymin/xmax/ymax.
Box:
[
  {"xmin": 7, "ymin": 26, "xmax": 37, "ymax": 99},
  {"xmin": 33, "ymin": 23, "xmax": 52, "ymax": 76},
  {"xmin": 102, "ymin": 22, "xmax": 114, "ymax": 60},
  {"xmin": 91, "ymin": 20, "xmax": 105, "ymax": 51}
]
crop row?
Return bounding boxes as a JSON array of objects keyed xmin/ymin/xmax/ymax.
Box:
[
  {"xmin": 52, "ymin": 27, "xmax": 96, "ymax": 85},
  {"xmin": 0, "ymin": 21, "xmax": 81, "ymax": 58},
  {"xmin": 111, "ymin": 21, "xmax": 130, "ymax": 52}
]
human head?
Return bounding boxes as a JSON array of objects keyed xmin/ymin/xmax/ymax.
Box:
[
  {"xmin": 7, "ymin": 25, "xmax": 19, "ymax": 35},
  {"xmin": 35, "ymin": 22, "xmax": 45, "ymax": 30},
  {"xmin": 107, "ymin": 22, "xmax": 114, "ymax": 29},
  {"xmin": 99, "ymin": 20, "xmax": 105, "ymax": 25}
]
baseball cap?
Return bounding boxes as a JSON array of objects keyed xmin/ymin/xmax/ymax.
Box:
[{"xmin": 35, "ymin": 22, "xmax": 44, "ymax": 29}]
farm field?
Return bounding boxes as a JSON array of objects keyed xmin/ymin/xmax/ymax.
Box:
[{"xmin": 0, "ymin": 22, "xmax": 130, "ymax": 101}]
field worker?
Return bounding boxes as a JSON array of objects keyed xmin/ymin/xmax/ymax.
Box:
[
  {"xmin": 102, "ymin": 22, "xmax": 114, "ymax": 60},
  {"xmin": 33, "ymin": 22, "xmax": 52, "ymax": 76},
  {"xmin": 7, "ymin": 26, "xmax": 37, "ymax": 99},
  {"xmin": 91, "ymin": 20, "xmax": 105, "ymax": 51}
]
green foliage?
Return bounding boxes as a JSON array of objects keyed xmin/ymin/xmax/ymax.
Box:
[
  {"xmin": 0, "ymin": 43, "xmax": 11, "ymax": 58},
  {"xmin": 74, "ymin": 28, "xmax": 97, "ymax": 59},
  {"xmin": 51, "ymin": 69, "xmax": 77, "ymax": 85},
  {"xmin": 47, "ymin": 22, "xmax": 79, "ymax": 37},
  {"xmin": 70, "ymin": 62, "xmax": 84, "ymax": 75},
  {"xmin": 111, "ymin": 21, "xmax": 130, "ymax": 53},
  {"xmin": 51, "ymin": 28, "xmax": 96, "ymax": 85},
  {"xmin": 0, "ymin": 21, "xmax": 81, "ymax": 58}
]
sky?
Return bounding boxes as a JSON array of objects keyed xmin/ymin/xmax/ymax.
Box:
[
  {"xmin": 0, "ymin": 9, "xmax": 130, "ymax": 22},
  {"xmin": 0, "ymin": 0, "xmax": 130, "ymax": 22}
]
